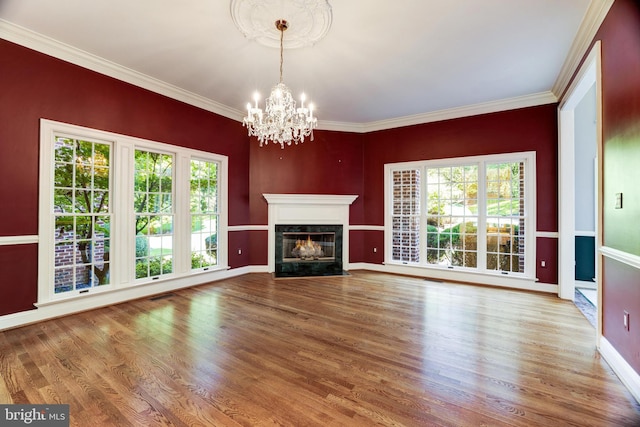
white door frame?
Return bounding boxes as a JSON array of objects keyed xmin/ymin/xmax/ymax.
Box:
[{"xmin": 558, "ymin": 41, "xmax": 602, "ymax": 338}]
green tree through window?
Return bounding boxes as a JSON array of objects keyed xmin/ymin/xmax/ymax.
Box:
[
  {"xmin": 134, "ymin": 150, "xmax": 174, "ymax": 279},
  {"xmin": 53, "ymin": 137, "xmax": 111, "ymax": 293},
  {"xmin": 190, "ymin": 159, "xmax": 219, "ymax": 270}
]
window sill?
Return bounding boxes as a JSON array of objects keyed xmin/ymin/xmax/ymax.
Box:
[
  {"xmin": 385, "ymin": 261, "xmax": 532, "ymax": 279},
  {"xmin": 381, "ymin": 261, "xmax": 542, "ymax": 291},
  {"xmin": 35, "ymin": 265, "xmax": 230, "ymax": 309}
]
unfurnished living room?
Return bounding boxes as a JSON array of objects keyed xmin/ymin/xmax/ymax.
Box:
[{"xmin": 1, "ymin": 1, "xmax": 640, "ymax": 426}]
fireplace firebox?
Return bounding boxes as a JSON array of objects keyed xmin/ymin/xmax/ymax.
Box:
[{"xmin": 275, "ymin": 224, "xmax": 344, "ymax": 277}]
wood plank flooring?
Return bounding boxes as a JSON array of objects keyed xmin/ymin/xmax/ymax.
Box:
[{"xmin": 1, "ymin": 271, "xmax": 639, "ymax": 426}]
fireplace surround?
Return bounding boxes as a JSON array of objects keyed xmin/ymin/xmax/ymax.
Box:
[
  {"xmin": 275, "ymin": 224, "xmax": 343, "ymax": 277},
  {"xmin": 264, "ymin": 194, "xmax": 358, "ymax": 277}
]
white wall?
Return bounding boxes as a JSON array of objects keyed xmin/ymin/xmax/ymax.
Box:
[{"xmin": 574, "ymin": 83, "xmax": 597, "ymax": 233}]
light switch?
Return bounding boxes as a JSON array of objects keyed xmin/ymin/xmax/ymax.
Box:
[{"xmin": 615, "ymin": 193, "xmax": 623, "ymax": 209}]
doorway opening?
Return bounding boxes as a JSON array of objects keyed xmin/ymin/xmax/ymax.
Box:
[{"xmin": 558, "ymin": 41, "xmax": 602, "ymax": 337}]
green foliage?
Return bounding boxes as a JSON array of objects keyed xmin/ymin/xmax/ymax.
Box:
[
  {"xmin": 148, "ymin": 220, "xmax": 172, "ymax": 235},
  {"xmin": 136, "ymin": 236, "xmax": 149, "ymax": 258},
  {"xmin": 190, "ymin": 159, "xmax": 218, "ymax": 214},
  {"xmin": 134, "ymin": 150, "xmax": 173, "ymax": 234},
  {"xmin": 191, "ymin": 215, "xmax": 204, "ymax": 232},
  {"xmin": 135, "ymin": 253, "xmax": 215, "ymax": 277},
  {"xmin": 426, "ymin": 225, "xmax": 440, "ymax": 262},
  {"xmin": 191, "ymin": 253, "xmax": 212, "ymax": 269},
  {"xmin": 485, "ymin": 199, "xmax": 521, "ymax": 216},
  {"xmin": 54, "ymin": 139, "xmax": 110, "ymax": 215},
  {"xmin": 427, "ymin": 221, "xmax": 521, "ymax": 270},
  {"xmin": 486, "ymin": 162, "xmax": 522, "ymax": 201},
  {"xmin": 135, "ymin": 256, "xmax": 172, "ymax": 279}
]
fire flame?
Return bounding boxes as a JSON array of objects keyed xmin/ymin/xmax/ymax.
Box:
[{"xmin": 292, "ymin": 235, "xmax": 324, "ymax": 259}]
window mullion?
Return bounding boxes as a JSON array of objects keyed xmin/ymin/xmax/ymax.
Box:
[
  {"xmin": 114, "ymin": 141, "xmax": 134, "ymax": 286},
  {"xmin": 173, "ymin": 153, "xmax": 191, "ymax": 275},
  {"xmin": 524, "ymin": 156, "xmax": 535, "ymax": 277},
  {"xmin": 476, "ymin": 160, "xmax": 488, "ymax": 273},
  {"xmin": 419, "ymin": 165, "xmax": 428, "ymax": 265}
]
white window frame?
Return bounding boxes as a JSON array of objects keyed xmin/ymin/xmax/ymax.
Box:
[
  {"xmin": 384, "ymin": 151, "xmax": 536, "ymax": 280},
  {"xmin": 38, "ymin": 119, "xmax": 228, "ymax": 305}
]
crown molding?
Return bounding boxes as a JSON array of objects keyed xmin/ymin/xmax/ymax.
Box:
[
  {"xmin": 321, "ymin": 91, "xmax": 557, "ymax": 134},
  {"xmin": 0, "ymin": 19, "xmax": 244, "ymax": 122},
  {"xmin": 552, "ymin": 0, "xmax": 614, "ymax": 99},
  {"xmin": 1, "ymin": 18, "xmax": 558, "ymax": 134},
  {"xmin": 317, "ymin": 120, "xmax": 368, "ymax": 133}
]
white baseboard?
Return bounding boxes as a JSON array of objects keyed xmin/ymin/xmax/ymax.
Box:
[
  {"xmin": 0, "ymin": 267, "xmax": 249, "ymax": 332},
  {"xmin": 576, "ymin": 280, "xmax": 597, "ymax": 290},
  {"xmin": 349, "ymin": 262, "xmax": 558, "ymax": 294},
  {"xmin": 600, "ymin": 337, "xmax": 640, "ymax": 404},
  {"xmin": 247, "ymin": 265, "xmax": 270, "ymax": 273}
]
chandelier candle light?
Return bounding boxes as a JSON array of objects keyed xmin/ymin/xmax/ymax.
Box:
[{"xmin": 243, "ymin": 19, "xmax": 317, "ymax": 148}]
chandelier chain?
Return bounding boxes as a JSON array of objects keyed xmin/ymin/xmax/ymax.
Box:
[{"xmin": 279, "ymin": 22, "xmax": 284, "ymax": 84}]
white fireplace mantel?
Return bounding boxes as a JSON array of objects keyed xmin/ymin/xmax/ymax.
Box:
[
  {"xmin": 264, "ymin": 194, "xmax": 358, "ymax": 273},
  {"xmin": 264, "ymin": 194, "xmax": 358, "ymax": 206}
]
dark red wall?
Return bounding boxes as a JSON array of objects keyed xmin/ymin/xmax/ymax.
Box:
[
  {"xmin": 591, "ymin": 0, "xmax": 640, "ymax": 374},
  {"xmin": 351, "ymin": 230, "xmax": 385, "ymax": 265},
  {"xmin": 249, "ymin": 130, "xmax": 365, "ymax": 224},
  {"xmin": 603, "ymin": 257, "xmax": 640, "ymax": 373},
  {"xmin": 0, "ymin": 39, "xmax": 250, "ymax": 315},
  {"xmin": 362, "ymin": 106, "xmax": 558, "ymax": 229},
  {"xmin": 0, "ymin": 40, "xmax": 250, "ymax": 231},
  {"xmin": 248, "ymin": 130, "xmax": 365, "ymax": 264},
  {"xmin": 0, "ymin": 244, "xmax": 38, "ymax": 316},
  {"xmin": 359, "ymin": 105, "xmax": 559, "ymax": 278}
]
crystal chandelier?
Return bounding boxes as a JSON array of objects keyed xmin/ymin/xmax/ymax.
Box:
[{"xmin": 243, "ymin": 19, "xmax": 317, "ymax": 149}]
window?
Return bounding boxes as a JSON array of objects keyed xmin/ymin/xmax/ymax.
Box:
[
  {"xmin": 190, "ymin": 159, "xmax": 219, "ymax": 270},
  {"xmin": 39, "ymin": 120, "xmax": 228, "ymax": 304},
  {"xmin": 485, "ymin": 161, "xmax": 525, "ymax": 273},
  {"xmin": 52, "ymin": 137, "xmax": 111, "ymax": 294},
  {"xmin": 386, "ymin": 152, "xmax": 535, "ymax": 278},
  {"xmin": 426, "ymin": 165, "xmax": 478, "ymax": 268},
  {"xmin": 390, "ymin": 169, "xmax": 420, "ymax": 263},
  {"xmin": 134, "ymin": 150, "xmax": 174, "ymax": 279}
]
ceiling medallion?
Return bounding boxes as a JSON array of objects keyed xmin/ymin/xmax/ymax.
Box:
[{"xmin": 230, "ymin": 0, "xmax": 332, "ymax": 49}]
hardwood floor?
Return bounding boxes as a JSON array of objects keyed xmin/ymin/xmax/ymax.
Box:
[{"xmin": 1, "ymin": 271, "xmax": 639, "ymax": 426}]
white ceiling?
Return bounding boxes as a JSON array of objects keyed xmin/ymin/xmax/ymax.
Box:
[{"xmin": 0, "ymin": 0, "xmax": 596, "ymax": 131}]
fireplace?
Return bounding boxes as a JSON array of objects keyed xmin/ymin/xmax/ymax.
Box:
[
  {"xmin": 275, "ymin": 224, "xmax": 344, "ymax": 277},
  {"xmin": 264, "ymin": 193, "xmax": 358, "ymax": 276}
]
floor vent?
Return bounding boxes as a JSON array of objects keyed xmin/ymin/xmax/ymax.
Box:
[{"xmin": 149, "ymin": 293, "xmax": 175, "ymax": 301}]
